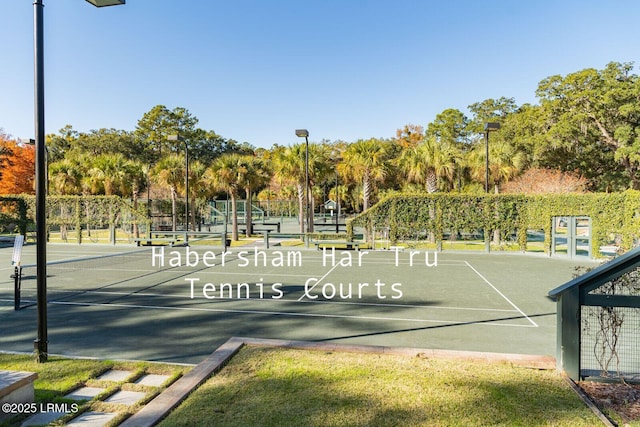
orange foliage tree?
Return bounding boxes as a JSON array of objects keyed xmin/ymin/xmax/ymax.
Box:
[
  {"xmin": 502, "ymin": 168, "xmax": 588, "ymax": 194},
  {"xmin": 395, "ymin": 124, "xmax": 424, "ymax": 149},
  {"xmin": 0, "ymin": 136, "xmax": 36, "ymax": 195}
]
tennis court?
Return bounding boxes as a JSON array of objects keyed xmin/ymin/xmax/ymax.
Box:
[{"xmin": 0, "ymin": 242, "xmax": 598, "ymax": 364}]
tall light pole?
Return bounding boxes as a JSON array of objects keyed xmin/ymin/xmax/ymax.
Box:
[
  {"xmin": 295, "ymin": 129, "xmax": 311, "ymax": 233},
  {"xmin": 334, "ymin": 156, "xmax": 342, "ymax": 233},
  {"xmin": 483, "ymin": 122, "xmax": 501, "ymax": 193},
  {"xmin": 32, "ymin": 0, "xmax": 125, "ymax": 363},
  {"xmin": 168, "ymin": 134, "xmax": 188, "ymax": 245}
]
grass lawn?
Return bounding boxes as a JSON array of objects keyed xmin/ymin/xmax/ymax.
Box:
[{"xmin": 160, "ymin": 347, "xmax": 601, "ymax": 427}]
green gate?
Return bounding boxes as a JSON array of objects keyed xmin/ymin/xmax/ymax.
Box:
[{"xmin": 551, "ymin": 216, "xmax": 591, "ymax": 258}]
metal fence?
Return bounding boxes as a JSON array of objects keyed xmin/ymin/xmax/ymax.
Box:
[{"xmin": 581, "ymin": 305, "xmax": 640, "ymax": 382}]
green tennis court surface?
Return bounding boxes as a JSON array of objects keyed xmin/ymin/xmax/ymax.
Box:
[{"xmin": 0, "ymin": 243, "xmax": 598, "ymax": 364}]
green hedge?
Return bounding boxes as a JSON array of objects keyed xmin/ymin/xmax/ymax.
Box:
[
  {"xmin": 347, "ymin": 192, "xmax": 640, "ymax": 256},
  {"xmin": 0, "ymin": 195, "xmax": 148, "ymax": 243},
  {"xmin": 0, "ymin": 196, "xmax": 30, "ymax": 236}
]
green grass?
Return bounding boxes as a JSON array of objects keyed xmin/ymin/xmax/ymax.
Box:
[
  {"xmin": 160, "ymin": 347, "xmax": 600, "ymax": 427},
  {"xmin": 0, "ymin": 354, "xmax": 188, "ymax": 427}
]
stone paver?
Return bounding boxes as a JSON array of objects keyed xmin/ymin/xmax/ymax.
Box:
[
  {"xmin": 20, "ymin": 410, "xmax": 65, "ymax": 426},
  {"xmin": 97, "ymin": 369, "xmax": 132, "ymax": 382},
  {"xmin": 104, "ymin": 390, "xmax": 146, "ymax": 406},
  {"xmin": 66, "ymin": 411, "xmax": 118, "ymax": 426},
  {"xmin": 65, "ymin": 386, "xmax": 105, "ymax": 401},
  {"xmin": 135, "ymin": 374, "xmax": 170, "ymax": 387}
]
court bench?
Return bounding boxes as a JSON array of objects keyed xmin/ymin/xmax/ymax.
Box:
[
  {"xmin": 238, "ymin": 226, "xmax": 279, "ymax": 235},
  {"xmin": 311, "ymin": 240, "xmax": 363, "ymax": 251},
  {"xmin": 133, "ymin": 232, "xmax": 183, "ymax": 246},
  {"xmin": 237, "ymin": 221, "xmax": 281, "ymax": 233}
]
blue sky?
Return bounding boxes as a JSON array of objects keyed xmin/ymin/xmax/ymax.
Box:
[{"xmin": 1, "ymin": 0, "xmax": 639, "ymax": 148}]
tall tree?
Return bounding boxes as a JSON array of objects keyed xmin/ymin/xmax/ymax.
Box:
[
  {"xmin": 397, "ymin": 137, "xmax": 460, "ymax": 193},
  {"xmin": 134, "ymin": 105, "xmax": 199, "ymax": 164},
  {"xmin": 0, "ymin": 138, "xmax": 35, "ymax": 195},
  {"xmin": 395, "ymin": 124, "xmax": 424, "ymax": 149},
  {"xmin": 46, "ymin": 125, "xmax": 78, "ymax": 162},
  {"xmin": 185, "ymin": 160, "xmax": 208, "ymax": 232},
  {"xmin": 86, "ymin": 153, "xmax": 131, "ymax": 196},
  {"xmin": 467, "ymin": 139, "xmax": 527, "ymax": 193},
  {"xmin": 467, "ymin": 97, "xmax": 518, "ymax": 133},
  {"xmin": 48, "ymin": 157, "xmax": 85, "ymax": 195},
  {"xmin": 536, "ymin": 62, "xmax": 640, "ymax": 189},
  {"xmin": 426, "ymin": 108, "xmax": 472, "ymax": 149},
  {"xmin": 339, "ymin": 138, "xmax": 388, "ymax": 211},
  {"xmin": 204, "ymin": 153, "xmax": 247, "ymax": 241},
  {"xmin": 274, "ymin": 144, "xmax": 308, "ymax": 233},
  {"xmin": 239, "ymin": 156, "xmax": 271, "ymax": 237},
  {"xmin": 271, "ymin": 142, "xmax": 332, "ymax": 231},
  {"xmin": 152, "ymin": 154, "xmax": 185, "ymax": 231}
]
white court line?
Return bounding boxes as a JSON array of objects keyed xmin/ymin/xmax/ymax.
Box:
[
  {"xmin": 296, "ymin": 261, "xmax": 343, "ymax": 301},
  {"xmin": 464, "ymin": 261, "xmax": 538, "ymax": 327},
  {"xmin": 4, "ymin": 298, "xmax": 536, "ymax": 328},
  {"xmin": 3, "ymin": 288, "xmax": 519, "ymax": 313}
]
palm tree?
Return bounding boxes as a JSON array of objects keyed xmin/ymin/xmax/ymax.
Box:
[
  {"xmin": 467, "ymin": 139, "xmax": 527, "ymax": 193},
  {"xmin": 275, "ymin": 143, "xmax": 331, "ymax": 232},
  {"xmin": 48, "ymin": 158, "xmax": 84, "ymax": 195},
  {"xmin": 185, "ymin": 160, "xmax": 211, "ymax": 232},
  {"xmin": 152, "ymin": 154, "xmax": 185, "ymax": 231},
  {"xmin": 48, "ymin": 157, "xmax": 85, "ymax": 241},
  {"xmin": 122, "ymin": 160, "xmax": 147, "ymax": 238},
  {"xmin": 274, "ymin": 144, "xmax": 307, "ymax": 233},
  {"xmin": 239, "ymin": 156, "xmax": 271, "ymax": 237},
  {"xmin": 467, "ymin": 139, "xmax": 527, "ymax": 244},
  {"xmin": 397, "ymin": 137, "xmax": 460, "ymax": 193},
  {"xmin": 85, "ymin": 153, "xmax": 124, "ymax": 196},
  {"xmin": 204, "ymin": 153, "xmax": 245, "ymax": 241},
  {"xmin": 339, "ymin": 138, "xmax": 388, "ymax": 211}
]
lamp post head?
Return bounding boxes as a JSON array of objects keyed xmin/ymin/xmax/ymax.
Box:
[
  {"xmin": 295, "ymin": 129, "xmax": 309, "ymax": 138},
  {"xmin": 484, "ymin": 122, "xmax": 501, "ymax": 132},
  {"xmin": 85, "ymin": 0, "xmax": 125, "ymax": 6}
]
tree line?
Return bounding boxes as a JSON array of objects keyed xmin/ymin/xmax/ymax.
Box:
[{"xmin": 1, "ymin": 61, "xmax": 638, "ymax": 239}]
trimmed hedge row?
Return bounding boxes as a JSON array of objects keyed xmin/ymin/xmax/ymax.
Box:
[
  {"xmin": 347, "ymin": 191, "xmax": 640, "ymax": 256},
  {"xmin": 0, "ymin": 195, "xmax": 148, "ymax": 243}
]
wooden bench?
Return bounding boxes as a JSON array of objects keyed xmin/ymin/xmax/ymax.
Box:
[{"xmin": 311, "ymin": 240, "xmax": 363, "ymax": 251}]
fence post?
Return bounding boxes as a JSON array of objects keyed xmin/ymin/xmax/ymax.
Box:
[{"xmin": 556, "ymin": 287, "xmax": 581, "ymax": 380}]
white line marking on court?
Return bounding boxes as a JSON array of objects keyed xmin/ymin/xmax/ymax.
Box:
[
  {"xmin": 296, "ymin": 261, "xmax": 343, "ymax": 301},
  {"xmin": 31, "ymin": 299, "xmax": 537, "ymax": 328},
  {"xmin": 464, "ymin": 261, "xmax": 538, "ymax": 327},
  {"xmin": 8, "ymin": 289, "xmax": 518, "ymax": 313}
]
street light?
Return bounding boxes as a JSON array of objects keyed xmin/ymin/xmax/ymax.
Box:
[
  {"xmin": 168, "ymin": 134, "xmax": 189, "ymax": 245},
  {"xmin": 334, "ymin": 156, "xmax": 342, "ymax": 233},
  {"xmin": 32, "ymin": 0, "xmax": 125, "ymax": 363},
  {"xmin": 483, "ymin": 122, "xmax": 501, "ymax": 193},
  {"xmin": 84, "ymin": 0, "xmax": 125, "ymax": 6},
  {"xmin": 295, "ymin": 129, "xmax": 310, "ymax": 233}
]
